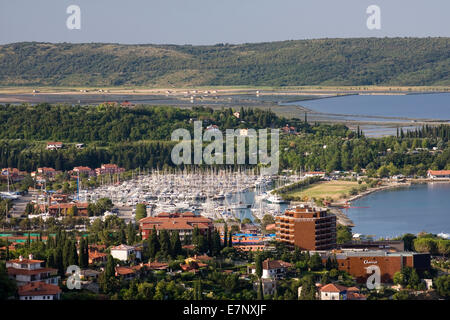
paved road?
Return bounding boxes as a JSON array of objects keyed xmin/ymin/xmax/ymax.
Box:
[
  {"xmin": 10, "ymin": 192, "xmax": 37, "ymax": 217},
  {"xmin": 116, "ymin": 205, "xmax": 134, "ymax": 224}
]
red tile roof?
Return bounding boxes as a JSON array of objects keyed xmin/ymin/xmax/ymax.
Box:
[
  {"xmin": 320, "ymin": 283, "xmax": 349, "ymax": 293},
  {"xmin": 140, "ymin": 212, "xmax": 213, "ymax": 232},
  {"xmin": 7, "ymin": 258, "xmax": 44, "ymax": 264},
  {"xmin": 146, "ymin": 261, "xmax": 169, "ymax": 270},
  {"xmin": 88, "ymin": 251, "xmax": 107, "ymax": 261},
  {"xmin": 262, "ymin": 259, "xmax": 292, "ymax": 270},
  {"xmin": 180, "ymin": 261, "xmax": 207, "ymax": 271},
  {"xmin": 38, "ymin": 167, "xmax": 56, "ymax": 172},
  {"xmin": 89, "ymin": 244, "xmax": 106, "ymax": 251},
  {"xmin": 193, "ymin": 254, "xmax": 213, "ymax": 262},
  {"xmin": 428, "ymin": 170, "xmax": 450, "ymax": 175},
  {"xmin": 115, "ymin": 266, "xmax": 136, "ymax": 276},
  {"xmin": 347, "ymin": 291, "xmax": 367, "ymax": 300},
  {"xmin": 73, "ymin": 166, "xmax": 93, "ymax": 171},
  {"xmin": 102, "ymin": 164, "xmax": 119, "ymax": 168},
  {"xmin": 111, "ymin": 244, "xmax": 137, "ymax": 251},
  {"xmin": 48, "ymin": 202, "xmax": 88, "ymax": 209},
  {"xmin": 18, "ymin": 281, "xmax": 61, "ymax": 296},
  {"xmin": 115, "ymin": 264, "xmax": 145, "ymax": 276},
  {"xmin": 7, "ymin": 267, "xmax": 57, "ymax": 276}
]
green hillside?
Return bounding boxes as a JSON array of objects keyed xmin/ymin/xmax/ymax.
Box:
[{"xmin": 0, "ymin": 38, "xmax": 449, "ymax": 87}]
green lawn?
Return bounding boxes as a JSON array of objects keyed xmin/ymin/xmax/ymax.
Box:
[{"xmin": 288, "ymin": 180, "xmax": 361, "ymax": 201}]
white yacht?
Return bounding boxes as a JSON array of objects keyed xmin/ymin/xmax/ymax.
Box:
[
  {"xmin": 0, "ymin": 192, "xmax": 19, "ymax": 200},
  {"xmin": 266, "ymin": 194, "xmax": 288, "ymax": 204}
]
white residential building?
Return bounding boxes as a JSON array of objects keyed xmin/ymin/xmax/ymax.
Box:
[
  {"xmin": 18, "ymin": 281, "xmax": 61, "ymax": 300},
  {"xmin": 110, "ymin": 244, "xmax": 142, "ymax": 261},
  {"xmin": 6, "ymin": 254, "xmax": 59, "ymax": 286},
  {"xmin": 319, "ymin": 283, "xmax": 366, "ymax": 300},
  {"xmin": 250, "ymin": 259, "xmax": 292, "ymax": 279}
]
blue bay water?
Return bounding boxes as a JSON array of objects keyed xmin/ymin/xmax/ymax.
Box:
[
  {"xmin": 288, "ymin": 93, "xmax": 450, "ymax": 121},
  {"xmin": 344, "ymin": 183, "xmax": 450, "ymax": 239}
]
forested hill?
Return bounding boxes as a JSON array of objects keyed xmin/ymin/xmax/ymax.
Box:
[{"xmin": 0, "ymin": 38, "xmax": 449, "ymax": 87}]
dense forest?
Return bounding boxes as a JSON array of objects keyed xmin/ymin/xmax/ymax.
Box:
[
  {"xmin": 0, "ymin": 38, "xmax": 449, "ymax": 87},
  {"xmin": 0, "ymin": 104, "xmax": 303, "ymax": 171},
  {"xmin": 279, "ymin": 126, "xmax": 450, "ymax": 176},
  {"xmin": 0, "ymin": 104, "xmax": 285, "ymax": 142},
  {"xmin": 0, "ymin": 104, "xmax": 448, "ymax": 175}
]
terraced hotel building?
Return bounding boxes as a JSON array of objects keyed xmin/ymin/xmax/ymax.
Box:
[{"xmin": 275, "ymin": 205, "xmax": 336, "ymax": 250}]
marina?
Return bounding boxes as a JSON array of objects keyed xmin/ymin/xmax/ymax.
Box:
[{"xmin": 73, "ymin": 169, "xmax": 297, "ymax": 222}]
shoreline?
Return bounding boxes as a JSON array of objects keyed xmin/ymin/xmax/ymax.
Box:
[
  {"xmin": 0, "ymin": 85, "xmax": 448, "ymax": 96},
  {"xmin": 330, "ymin": 179, "xmax": 450, "ymax": 227}
]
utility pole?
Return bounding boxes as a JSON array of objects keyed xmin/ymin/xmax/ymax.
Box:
[{"xmin": 77, "ymin": 171, "xmax": 80, "ymax": 201}]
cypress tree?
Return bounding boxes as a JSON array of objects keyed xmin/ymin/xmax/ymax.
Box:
[
  {"xmin": 255, "ymin": 253, "xmax": 263, "ymax": 279},
  {"xmin": 27, "ymin": 232, "xmax": 31, "ymax": 249},
  {"xmin": 78, "ymin": 238, "xmax": 85, "ymax": 267},
  {"xmin": 213, "ymin": 231, "xmax": 221, "ymax": 256},
  {"xmin": 223, "ymin": 224, "xmax": 228, "ymax": 248},
  {"xmin": 170, "ymin": 231, "xmax": 182, "ymax": 258},
  {"xmin": 83, "ymin": 238, "xmax": 89, "ymax": 267},
  {"xmin": 194, "ymin": 280, "xmax": 203, "ymax": 300},
  {"xmin": 257, "ymin": 280, "xmax": 264, "ymax": 300},
  {"xmin": 68, "ymin": 240, "xmax": 78, "ymax": 267},
  {"xmin": 101, "ymin": 254, "xmax": 116, "ymax": 294},
  {"xmin": 206, "ymin": 229, "xmax": 212, "ymax": 254},
  {"xmin": 55, "ymin": 247, "xmax": 64, "ymax": 276},
  {"xmin": 105, "ymin": 255, "xmax": 115, "ymax": 279},
  {"xmin": 50, "ymin": 235, "xmax": 56, "ymax": 249},
  {"xmin": 127, "ymin": 222, "xmax": 136, "ymax": 245},
  {"xmin": 159, "ymin": 230, "xmax": 170, "ymax": 258},
  {"xmin": 148, "ymin": 226, "xmax": 159, "ymax": 260},
  {"xmin": 62, "ymin": 239, "xmax": 70, "ymax": 269},
  {"xmin": 197, "ymin": 234, "xmax": 206, "ymax": 254},
  {"xmin": 192, "ymin": 225, "xmax": 199, "ymax": 247},
  {"xmin": 228, "ymin": 231, "xmax": 232, "ymax": 247},
  {"xmin": 118, "ymin": 225, "xmax": 126, "ymax": 244},
  {"xmin": 5, "ymin": 239, "xmax": 9, "ymax": 260},
  {"xmin": 78, "ymin": 238, "xmax": 89, "ymax": 268},
  {"xmin": 47, "ymin": 250, "xmax": 55, "ymax": 268}
]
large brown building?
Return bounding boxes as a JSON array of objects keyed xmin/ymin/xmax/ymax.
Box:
[
  {"xmin": 275, "ymin": 204, "xmax": 336, "ymax": 250},
  {"xmin": 139, "ymin": 212, "xmax": 214, "ymax": 241},
  {"xmin": 320, "ymin": 250, "xmax": 431, "ymax": 283},
  {"xmin": 46, "ymin": 202, "xmax": 89, "ymax": 216}
]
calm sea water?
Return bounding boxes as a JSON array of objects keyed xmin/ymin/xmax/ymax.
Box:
[
  {"xmin": 288, "ymin": 93, "xmax": 450, "ymax": 121},
  {"xmin": 344, "ymin": 183, "xmax": 450, "ymax": 239}
]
